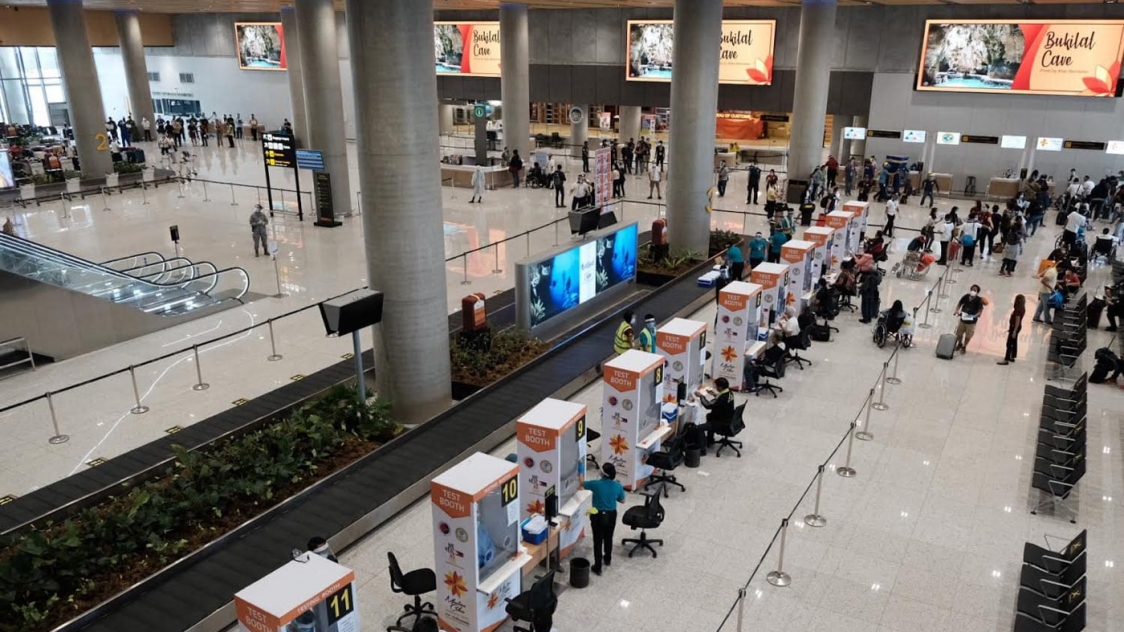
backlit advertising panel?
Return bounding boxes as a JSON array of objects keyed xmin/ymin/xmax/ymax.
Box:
[
  {"xmin": 434, "ymin": 22, "xmax": 501, "ymax": 77},
  {"xmin": 627, "ymin": 20, "xmax": 776, "ymax": 85},
  {"xmin": 917, "ymin": 20, "xmax": 1124, "ymax": 97},
  {"xmin": 235, "ymin": 23, "xmax": 286, "ymax": 71}
]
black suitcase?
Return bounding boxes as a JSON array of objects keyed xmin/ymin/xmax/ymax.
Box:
[
  {"xmin": 1087, "ymin": 298, "xmax": 1105, "ymax": 329},
  {"xmin": 800, "ymin": 203, "xmax": 815, "ymax": 226},
  {"xmin": 936, "ymin": 333, "xmax": 956, "ymax": 359},
  {"xmin": 130, "ymin": 148, "xmax": 146, "ymax": 164},
  {"xmin": 1056, "ymin": 210, "xmax": 1067, "ymax": 226}
]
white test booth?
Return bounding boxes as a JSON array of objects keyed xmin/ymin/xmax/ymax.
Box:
[
  {"xmin": 656, "ymin": 318, "xmax": 708, "ymax": 399},
  {"xmin": 824, "ymin": 211, "xmax": 855, "ymax": 263},
  {"xmin": 601, "ymin": 350, "xmax": 670, "ymax": 491},
  {"xmin": 750, "ymin": 262, "xmax": 791, "ymax": 325},
  {"xmin": 781, "ymin": 240, "xmax": 817, "ymax": 313},
  {"xmin": 516, "ymin": 399, "xmax": 593, "ymax": 558},
  {"xmin": 235, "ymin": 553, "xmax": 360, "ymax": 632},
  {"xmin": 712, "ymin": 281, "xmax": 764, "ymax": 391},
  {"xmin": 431, "ymin": 453, "xmax": 529, "ymax": 632},
  {"xmin": 803, "ymin": 226, "xmax": 836, "ymax": 278},
  {"xmin": 842, "ymin": 200, "xmax": 870, "ymax": 242}
]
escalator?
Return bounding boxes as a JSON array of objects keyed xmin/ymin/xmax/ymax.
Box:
[{"xmin": 0, "ymin": 233, "xmax": 251, "ymax": 360}]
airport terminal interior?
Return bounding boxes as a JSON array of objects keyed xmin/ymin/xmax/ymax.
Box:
[{"xmin": 1, "ymin": 1, "xmax": 1123, "ymax": 632}]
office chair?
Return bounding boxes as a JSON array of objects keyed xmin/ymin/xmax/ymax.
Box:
[
  {"xmin": 754, "ymin": 347, "xmax": 786, "ymax": 398},
  {"xmin": 784, "ymin": 329, "xmax": 813, "ymax": 370},
  {"xmin": 712, "ymin": 402, "xmax": 747, "ymax": 457},
  {"xmin": 386, "ymin": 616, "xmax": 439, "ymax": 632},
  {"xmin": 621, "ymin": 491, "xmax": 665, "ymax": 558},
  {"xmin": 506, "ymin": 568, "xmax": 558, "ymax": 632},
  {"xmin": 387, "ymin": 552, "xmax": 437, "ymax": 628},
  {"xmin": 586, "ymin": 428, "xmax": 601, "ymax": 470},
  {"xmin": 644, "ymin": 424, "xmax": 687, "ymax": 497},
  {"xmin": 1023, "ymin": 530, "xmax": 1087, "ymax": 575}
]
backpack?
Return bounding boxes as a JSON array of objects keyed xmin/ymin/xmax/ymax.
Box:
[
  {"xmin": 1047, "ymin": 291, "xmax": 1066, "ymax": 308},
  {"xmin": 820, "ymin": 195, "xmax": 831, "ymax": 209},
  {"xmin": 960, "ymin": 233, "xmax": 975, "ymax": 247}
]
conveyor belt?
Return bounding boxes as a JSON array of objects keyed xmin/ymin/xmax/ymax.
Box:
[{"xmin": 66, "ymin": 270, "xmax": 712, "ymax": 632}]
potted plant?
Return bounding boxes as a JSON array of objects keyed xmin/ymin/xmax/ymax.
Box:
[
  {"xmin": 636, "ymin": 244, "xmax": 703, "ymax": 286},
  {"xmin": 450, "ymin": 326, "xmax": 550, "ymax": 400}
]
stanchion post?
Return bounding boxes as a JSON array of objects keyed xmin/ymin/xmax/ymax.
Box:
[
  {"xmin": 837, "ymin": 422, "xmax": 858, "ymax": 477},
  {"xmin": 493, "ymin": 243, "xmax": 503, "ymax": 274},
  {"xmin": 918, "ymin": 294, "xmax": 933, "ymax": 330},
  {"xmin": 128, "ymin": 365, "xmax": 149, "ymax": 414},
  {"xmin": 766, "ymin": 518, "xmax": 793, "ymax": 587},
  {"xmin": 461, "ymin": 254, "xmax": 471, "ymax": 285},
  {"xmin": 141, "ymin": 183, "xmax": 149, "ymax": 205},
  {"xmin": 872, "ymin": 362, "xmax": 890, "ymax": 411},
  {"xmin": 177, "ymin": 178, "xmax": 185, "ymax": 199},
  {"xmin": 46, "ymin": 392, "xmax": 69, "ymax": 444},
  {"xmin": 735, "ymin": 587, "xmax": 747, "ymax": 632},
  {"xmin": 526, "ymin": 231, "xmax": 531, "ymax": 257},
  {"xmin": 230, "ymin": 183, "xmax": 238, "ymax": 206},
  {"xmin": 101, "ymin": 187, "xmax": 110, "ymax": 211},
  {"xmin": 272, "ymin": 251, "xmax": 284, "ymax": 298},
  {"xmin": 267, "ymin": 319, "xmax": 282, "ymax": 361},
  {"xmin": 856, "ymin": 388, "xmax": 876, "ymax": 440},
  {"xmin": 191, "ymin": 344, "xmax": 209, "ymax": 391},
  {"xmin": 804, "ymin": 464, "xmax": 828, "ymax": 527},
  {"xmin": 887, "ymin": 345, "xmax": 903, "ymax": 385},
  {"xmin": 742, "ymin": 212, "xmax": 748, "ymax": 235},
  {"xmin": 202, "ymin": 180, "xmax": 210, "ymax": 202},
  {"xmin": 554, "ymin": 220, "xmax": 559, "ymax": 246}
]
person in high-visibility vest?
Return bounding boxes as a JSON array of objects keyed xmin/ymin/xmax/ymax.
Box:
[
  {"xmin": 638, "ymin": 314, "xmax": 657, "ymax": 353},
  {"xmin": 613, "ymin": 310, "xmax": 635, "ymax": 355}
]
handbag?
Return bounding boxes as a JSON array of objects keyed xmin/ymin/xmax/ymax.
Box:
[{"xmin": 992, "ymin": 242, "xmax": 1005, "ymax": 255}]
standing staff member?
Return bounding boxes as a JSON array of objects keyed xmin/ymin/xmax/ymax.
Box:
[
  {"xmin": 746, "ymin": 162, "xmax": 761, "ymax": 205},
  {"xmin": 469, "ymin": 164, "xmax": 486, "ymax": 204},
  {"xmin": 638, "ymin": 314, "xmax": 657, "ymax": 353},
  {"xmin": 613, "ymin": 310, "xmax": 636, "ymax": 355},
  {"xmin": 583, "ymin": 463, "xmax": 625, "ymax": 576},
  {"xmin": 249, "ymin": 204, "xmax": 270, "ymax": 257}
]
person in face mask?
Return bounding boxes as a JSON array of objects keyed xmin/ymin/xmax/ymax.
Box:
[
  {"xmin": 952, "ymin": 284, "xmax": 989, "ymax": 354},
  {"xmin": 638, "ymin": 314, "xmax": 657, "ymax": 353},
  {"xmin": 307, "ymin": 536, "xmax": 338, "ymax": 563},
  {"xmin": 614, "ymin": 310, "xmax": 636, "ymax": 355}
]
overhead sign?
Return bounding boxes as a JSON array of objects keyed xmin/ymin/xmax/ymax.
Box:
[
  {"xmin": 1001, "ymin": 135, "xmax": 1027, "ymax": 149},
  {"xmin": 843, "ymin": 127, "xmax": 867, "ymax": 140},
  {"xmin": 295, "ymin": 149, "xmax": 325, "ymax": 171},
  {"xmin": 1063, "ymin": 140, "xmax": 1107, "ymax": 151},
  {"xmin": 961, "ymin": 135, "xmax": 999, "ymax": 145},
  {"xmin": 262, "ymin": 132, "xmax": 295, "ymax": 168},
  {"xmin": 867, "ymin": 130, "xmax": 902, "ymax": 139},
  {"xmin": 903, "ymin": 130, "xmax": 926, "ymax": 143},
  {"xmin": 1107, "ymin": 140, "xmax": 1124, "ymax": 155},
  {"xmin": 627, "ymin": 20, "xmax": 777, "ymax": 85},
  {"xmin": 434, "ymin": 22, "xmax": 501, "ymax": 77},
  {"xmin": 936, "ymin": 131, "xmax": 961, "ymax": 145},
  {"xmin": 235, "ymin": 22, "xmax": 286, "ymax": 71},
  {"xmin": 917, "ymin": 19, "xmax": 1124, "ymax": 97},
  {"xmin": 1036, "ymin": 137, "xmax": 1064, "ymax": 152}
]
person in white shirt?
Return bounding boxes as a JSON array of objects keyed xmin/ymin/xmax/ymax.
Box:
[
  {"xmin": 1081, "ymin": 176, "xmax": 1094, "ymax": 197},
  {"xmin": 571, "ymin": 175, "xmax": 590, "ymax": 211},
  {"xmin": 1063, "ymin": 205, "xmax": 1087, "ymax": 247},
  {"xmin": 884, "ymin": 196, "xmax": 899, "ymax": 237},
  {"xmin": 647, "ymin": 162, "xmax": 663, "ymax": 200},
  {"xmin": 937, "ymin": 213, "xmax": 956, "ymax": 266},
  {"xmin": 1066, "ymin": 179, "xmax": 1081, "ymax": 199},
  {"xmin": 141, "ymin": 117, "xmax": 151, "ymax": 142},
  {"xmin": 959, "ymin": 215, "xmax": 980, "ymax": 266}
]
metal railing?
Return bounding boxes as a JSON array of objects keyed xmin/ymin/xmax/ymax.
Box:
[
  {"xmin": 0, "ymin": 337, "xmax": 36, "ymax": 379},
  {"xmin": 175, "ymin": 177, "xmax": 314, "ymax": 216}
]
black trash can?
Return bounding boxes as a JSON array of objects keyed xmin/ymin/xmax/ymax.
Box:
[
  {"xmin": 570, "ymin": 557, "xmax": 591, "ymax": 588},
  {"xmin": 684, "ymin": 447, "xmax": 702, "ymax": 468}
]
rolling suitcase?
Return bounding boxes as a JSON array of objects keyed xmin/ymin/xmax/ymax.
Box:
[
  {"xmin": 1087, "ymin": 298, "xmax": 1105, "ymax": 329},
  {"xmin": 936, "ymin": 333, "xmax": 956, "ymax": 359}
]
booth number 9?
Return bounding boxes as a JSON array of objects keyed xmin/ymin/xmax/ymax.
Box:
[{"xmin": 500, "ymin": 476, "xmax": 519, "ymax": 506}]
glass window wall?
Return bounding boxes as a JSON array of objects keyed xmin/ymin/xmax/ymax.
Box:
[{"xmin": 0, "ymin": 47, "xmax": 66, "ymax": 127}]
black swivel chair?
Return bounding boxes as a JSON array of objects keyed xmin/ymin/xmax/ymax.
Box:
[
  {"xmin": 387, "ymin": 552, "xmax": 437, "ymax": 629},
  {"xmin": 711, "ymin": 402, "xmax": 747, "ymax": 457},
  {"xmin": 621, "ymin": 491, "xmax": 665, "ymax": 558},
  {"xmin": 586, "ymin": 428, "xmax": 601, "ymax": 469},
  {"xmin": 644, "ymin": 424, "xmax": 687, "ymax": 497},
  {"xmin": 506, "ymin": 568, "xmax": 558, "ymax": 632},
  {"xmin": 784, "ymin": 329, "xmax": 813, "ymax": 370},
  {"xmin": 386, "ymin": 616, "xmax": 439, "ymax": 632},
  {"xmin": 754, "ymin": 347, "xmax": 786, "ymax": 398}
]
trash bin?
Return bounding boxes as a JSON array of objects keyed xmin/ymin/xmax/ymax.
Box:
[
  {"xmin": 684, "ymin": 446, "xmax": 702, "ymax": 468},
  {"xmin": 569, "ymin": 557, "xmax": 591, "ymax": 588}
]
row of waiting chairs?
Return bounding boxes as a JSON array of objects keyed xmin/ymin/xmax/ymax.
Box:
[
  {"xmin": 1032, "ymin": 373, "xmax": 1087, "ymax": 524},
  {"xmin": 1013, "ymin": 530, "xmax": 1087, "ymax": 632},
  {"xmin": 1048, "ymin": 291, "xmax": 1087, "ymax": 371}
]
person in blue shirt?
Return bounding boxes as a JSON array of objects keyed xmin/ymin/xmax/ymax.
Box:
[
  {"xmin": 583, "ymin": 462, "xmax": 625, "ymax": 575},
  {"xmin": 725, "ymin": 242, "xmax": 745, "ymax": 280},
  {"xmin": 747, "ymin": 232, "xmax": 768, "ymax": 270},
  {"xmin": 768, "ymin": 228, "xmax": 789, "ymax": 263}
]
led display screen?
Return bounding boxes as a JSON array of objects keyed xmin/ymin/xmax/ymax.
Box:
[
  {"xmin": 627, "ymin": 20, "xmax": 776, "ymax": 85},
  {"xmin": 843, "ymin": 127, "xmax": 867, "ymax": 140},
  {"xmin": 0, "ymin": 151, "xmax": 13, "ymax": 189},
  {"xmin": 903, "ymin": 130, "xmax": 927, "ymax": 144},
  {"xmin": 1001, "ymin": 135, "xmax": 1028, "ymax": 149},
  {"xmin": 235, "ymin": 23, "xmax": 287, "ymax": 71},
  {"xmin": 434, "ymin": 22, "xmax": 501, "ymax": 77}
]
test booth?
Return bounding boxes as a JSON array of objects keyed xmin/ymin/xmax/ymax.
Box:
[
  {"xmin": 235, "ymin": 553, "xmax": 360, "ymax": 632},
  {"xmin": 601, "ymin": 350, "xmax": 670, "ymax": 491},
  {"xmin": 516, "ymin": 399, "xmax": 592, "ymax": 559},
  {"xmin": 712, "ymin": 281, "xmax": 764, "ymax": 391},
  {"xmin": 656, "ymin": 318, "xmax": 708, "ymax": 400},
  {"xmin": 841, "ymin": 200, "xmax": 870, "ymax": 242},
  {"xmin": 781, "ymin": 240, "xmax": 817, "ymax": 313},
  {"xmin": 431, "ymin": 453, "xmax": 529, "ymax": 632},
  {"xmin": 803, "ymin": 226, "xmax": 836, "ymax": 277},
  {"xmin": 750, "ymin": 262, "xmax": 790, "ymax": 325},
  {"xmin": 824, "ymin": 211, "xmax": 854, "ymax": 262}
]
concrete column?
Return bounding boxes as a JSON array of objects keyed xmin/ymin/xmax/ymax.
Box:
[
  {"xmin": 279, "ymin": 7, "xmax": 308, "ymax": 146},
  {"xmin": 786, "ymin": 0, "xmax": 838, "ymax": 202},
  {"xmin": 569, "ymin": 104, "xmax": 588, "ymax": 159},
  {"xmin": 114, "ymin": 11, "xmax": 155, "ymax": 138},
  {"xmin": 828, "ymin": 115, "xmax": 846, "ymax": 162},
  {"xmin": 345, "ymin": 0, "xmax": 450, "ymax": 422},
  {"xmin": 500, "ymin": 5, "xmax": 530, "ymax": 161},
  {"xmin": 849, "ymin": 115, "xmax": 867, "ymax": 160},
  {"xmin": 48, "ymin": 0, "xmax": 112, "ymax": 177},
  {"xmin": 438, "ymin": 102, "xmax": 455, "ymax": 135},
  {"xmin": 295, "ymin": 0, "xmax": 352, "ymax": 218},
  {"xmin": 666, "ymin": 0, "xmax": 722, "ymax": 255},
  {"xmin": 618, "ymin": 105, "xmax": 641, "ymax": 142}
]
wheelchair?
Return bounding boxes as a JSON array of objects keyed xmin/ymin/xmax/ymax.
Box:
[
  {"xmin": 891, "ymin": 250, "xmax": 935, "ymax": 281},
  {"xmin": 872, "ymin": 312, "xmax": 912, "ymax": 349}
]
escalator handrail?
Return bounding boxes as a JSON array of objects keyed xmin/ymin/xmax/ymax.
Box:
[
  {"xmin": 117, "ymin": 257, "xmax": 194, "ymax": 276},
  {"xmin": 172, "ymin": 266, "xmax": 250, "ymax": 300},
  {"xmin": 100, "ymin": 252, "xmax": 167, "ymax": 271},
  {"xmin": 118, "ymin": 257, "xmax": 194, "ymax": 285},
  {"xmin": 0, "ymin": 233, "xmax": 242, "ymax": 298},
  {"xmin": 128, "ymin": 259, "xmax": 215, "ymax": 286},
  {"xmin": 141, "ymin": 261, "xmax": 218, "ymax": 293}
]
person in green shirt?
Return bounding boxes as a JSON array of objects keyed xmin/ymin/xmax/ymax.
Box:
[
  {"xmin": 768, "ymin": 228, "xmax": 789, "ymax": 263},
  {"xmin": 583, "ymin": 463, "xmax": 625, "ymax": 575},
  {"xmin": 638, "ymin": 314, "xmax": 657, "ymax": 353},
  {"xmin": 725, "ymin": 243, "xmax": 745, "ymax": 281},
  {"xmin": 747, "ymin": 232, "xmax": 768, "ymax": 270}
]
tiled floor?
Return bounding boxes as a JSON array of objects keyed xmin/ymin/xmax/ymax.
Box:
[{"xmin": 3, "ymin": 140, "xmax": 1121, "ymax": 632}]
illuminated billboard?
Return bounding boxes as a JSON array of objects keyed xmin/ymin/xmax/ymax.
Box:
[
  {"xmin": 627, "ymin": 20, "xmax": 776, "ymax": 85},
  {"xmin": 434, "ymin": 22, "xmax": 501, "ymax": 77},
  {"xmin": 236, "ymin": 23, "xmax": 286, "ymax": 71},
  {"xmin": 917, "ymin": 20, "xmax": 1124, "ymax": 97}
]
